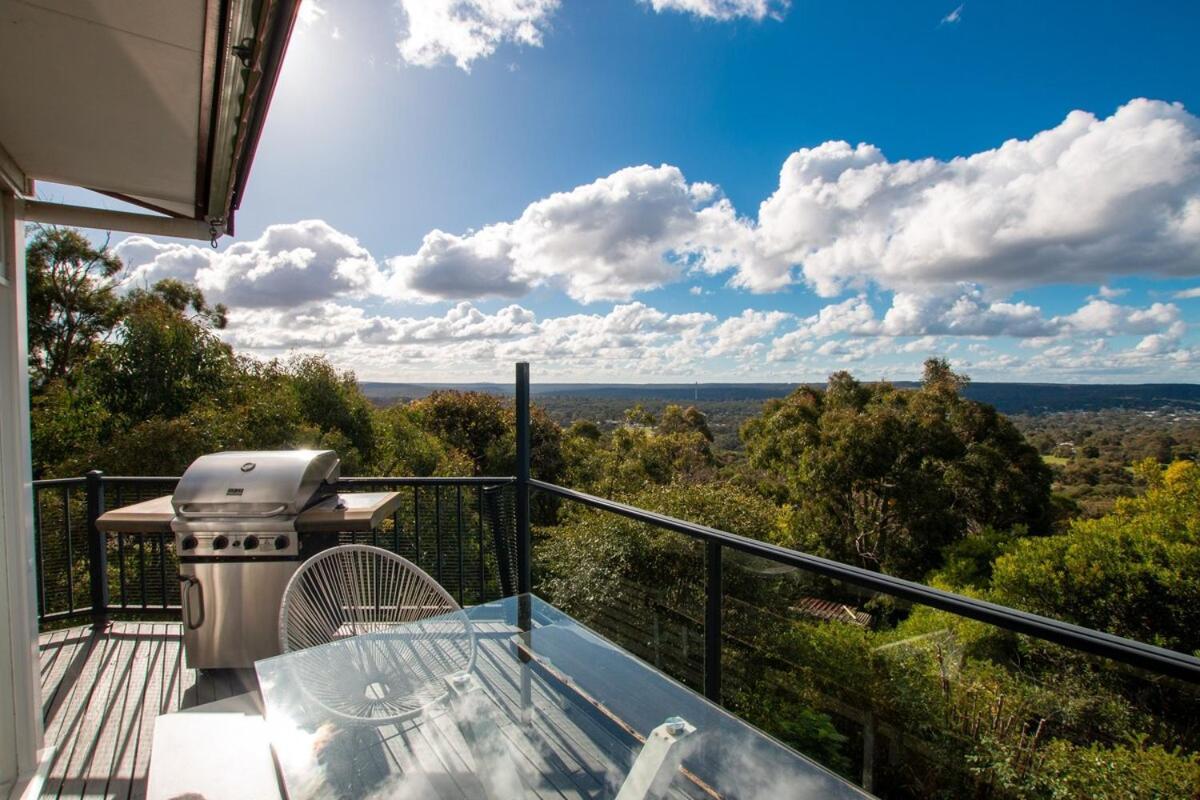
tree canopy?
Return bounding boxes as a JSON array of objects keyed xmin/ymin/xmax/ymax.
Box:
[{"xmin": 742, "ymin": 360, "xmax": 1053, "ymax": 579}]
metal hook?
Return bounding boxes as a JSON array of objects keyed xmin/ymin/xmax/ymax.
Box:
[{"xmin": 208, "ymin": 218, "xmax": 224, "ymax": 249}]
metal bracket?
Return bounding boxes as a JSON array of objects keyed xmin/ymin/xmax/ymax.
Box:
[
  {"xmin": 231, "ymin": 37, "xmax": 255, "ymax": 68},
  {"xmin": 615, "ymin": 716, "xmax": 696, "ymax": 800}
]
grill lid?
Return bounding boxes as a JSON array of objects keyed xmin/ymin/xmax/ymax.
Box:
[{"xmin": 171, "ymin": 450, "xmax": 340, "ymax": 521}]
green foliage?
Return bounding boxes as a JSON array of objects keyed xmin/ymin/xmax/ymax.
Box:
[
  {"xmin": 29, "ymin": 379, "xmax": 110, "ymax": 477},
  {"xmin": 26, "ymin": 227, "xmax": 124, "ymax": 388},
  {"xmin": 410, "ymin": 390, "xmax": 564, "ymax": 482},
  {"xmin": 90, "ymin": 281, "xmax": 238, "ymax": 422},
  {"xmin": 1028, "ymin": 738, "xmax": 1200, "ymax": 799},
  {"xmin": 657, "ymin": 404, "xmax": 713, "ymax": 441},
  {"xmin": 743, "ymin": 360, "xmax": 1052, "ymax": 580},
  {"xmin": 937, "ymin": 526, "xmax": 1024, "ymax": 590},
  {"xmin": 285, "ymin": 355, "xmax": 379, "ymax": 472},
  {"xmin": 991, "ymin": 460, "xmax": 1200, "ymax": 653},
  {"xmin": 538, "ymin": 482, "xmax": 781, "ymax": 622}
]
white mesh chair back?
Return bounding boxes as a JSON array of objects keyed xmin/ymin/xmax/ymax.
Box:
[{"xmin": 278, "ymin": 545, "xmax": 475, "ymax": 724}]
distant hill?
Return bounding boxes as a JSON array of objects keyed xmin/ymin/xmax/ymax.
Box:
[{"xmin": 360, "ymin": 381, "xmax": 1200, "ymax": 415}]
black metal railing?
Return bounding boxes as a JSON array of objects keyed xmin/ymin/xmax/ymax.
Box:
[
  {"xmin": 529, "ymin": 479, "xmax": 1200, "ymax": 687},
  {"xmin": 32, "ymin": 473, "xmax": 517, "ymax": 625},
  {"xmin": 524, "ymin": 478, "xmax": 1200, "ymax": 794}
]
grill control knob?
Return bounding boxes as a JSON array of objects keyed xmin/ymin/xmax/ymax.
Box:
[
  {"xmin": 274, "ymin": 535, "xmax": 290, "ymax": 551},
  {"xmin": 180, "ymin": 536, "xmax": 198, "ymax": 551},
  {"xmin": 212, "ymin": 535, "xmax": 229, "ymax": 551},
  {"xmin": 243, "ymin": 535, "xmax": 259, "ymax": 550}
]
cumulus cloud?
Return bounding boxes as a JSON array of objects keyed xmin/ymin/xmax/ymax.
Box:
[
  {"xmin": 359, "ymin": 302, "xmax": 537, "ymax": 344},
  {"xmin": 386, "ymin": 165, "xmax": 759, "ymax": 303},
  {"xmin": 1055, "ymin": 299, "xmax": 1180, "ymax": 335},
  {"xmin": 114, "ymin": 237, "xmax": 214, "ymax": 289},
  {"xmin": 880, "ymin": 291, "xmax": 1057, "ymax": 337},
  {"xmin": 1175, "ymin": 286, "xmax": 1200, "ymax": 299},
  {"xmin": 117, "ymin": 221, "xmax": 383, "ymax": 309},
  {"xmin": 381, "ymin": 99, "xmax": 1200, "ymax": 302},
  {"xmin": 709, "ymin": 309, "xmax": 791, "ymax": 355},
  {"xmin": 396, "ymin": 0, "xmax": 560, "ymax": 71},
  {"xmin": 642, "ymin": 0, "xmax": 788, "ymax": 21},
  {"xmin": 756, "ymin": 99, "xmax": 1200, "ymax": 297},
  {"xmin": 223, "ymin": 302, "xmax": 369, "ymax": 349}
]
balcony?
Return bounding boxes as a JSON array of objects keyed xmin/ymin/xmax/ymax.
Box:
[{"xmin": 30, "ymin": 464, "xmax": 1200, "ymax": 799}]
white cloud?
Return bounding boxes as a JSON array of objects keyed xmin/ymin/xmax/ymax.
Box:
[
  {"xmin": 642, "ymin": 0, "xmax": 788, "ymax": 21},
  {"xmin": 709, "ymin": 309, "xmax": 791, "ymax": 355},
  {"xmin": 396, "ymin": 0, "xmax": 560, "ymax": 71},
  {"xmin": 880, "ymin": 291, "xmax": 1056, "ymax": 337},
  {"xmin": 756, "ymin": 99, "xmax": 1200, "ymax": 297},
  {"xmin": 1095, "ymin": 285, "xmax": 1127, "ymax": 299},
  {"xmin": 800, "ymin": 295, "xmax": 880, "ymax": 337},
  {"xmin": 361, "ymin": 99, "xmax": 1200, "ymax": 307},
  {"xmin": 386, "ymin": 164, "xmax": 759, "ymax": 303},
  {"xmin": 116, "ymin": 221, "xmax": 383, "ymax": 309},
  {"xmin": 1135, "ymin": 321, "xmax": 1187, "ymax": 356},
  {"xmin": 200, "ymin": 220, "xmax": 381, "ymax": 308},
  {"xmin": 359, "ymin": 302, "xmax": 537, "ymax": 344},
  {"xmin": 223, "ymin": 302, "xmax": 368, "ymax": 349},
  {"xmin": 385, "ymin": 225, "xmax": 529, "ymax": 300},
  {"xmin": 114, "ymin": 237, "xmax": 214, "ymax": 289},
  {"xmin": 1175, "ymin": 286, "xmax": 1200, "ymax": 299},
  {"xmin": 1055, "ymin": 299, "xmax": 1180, "ymax": 335},
  {"xmin": 941, "ymin": 4, "xmax": 963, "ymax": 24}
]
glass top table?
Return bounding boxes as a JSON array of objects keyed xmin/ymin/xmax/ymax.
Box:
[{"xmin": 256, "ymin": 594, "xmax": 870, "ymax": 799}]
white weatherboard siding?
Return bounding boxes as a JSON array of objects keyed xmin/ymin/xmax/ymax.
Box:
[{"xmin": 0, "ymin": 192, "xmax": 42, "ymax": 795}]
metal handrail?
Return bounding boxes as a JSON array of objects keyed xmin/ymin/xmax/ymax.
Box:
[
  {"xmin": 530, "ymin": 478, "xmax": 1200, "ymax": 685},
  {"xmin": 33, "ymin": 474, "xmax": 518, "ymax": 624},
  {"xmin": 337, "ymin": 476, "xmax": 516, "ymax": 485},
  {"xmin": 33, "ymin": 471, "xmax": 1200, "ymax": 683}
]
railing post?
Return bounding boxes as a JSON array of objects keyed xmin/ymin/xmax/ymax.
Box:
[
  {"xmin": 515, "ymin": 362, "xmax": 531, "ymax": 597},
  {"xmin": 704, "ymin": 540, "xmax": 722, "ymax": 703},
  {"xmin": 85, "ymin": 470, "xmax": 109, "ymax": 627},
  {"xmin": 515, "ymin": 363, "xmax": 533, "ymax": 719}
]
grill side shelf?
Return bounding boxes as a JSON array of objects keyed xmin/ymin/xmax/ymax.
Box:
[{"xmin": 95, "ymin": 492, "xmax": 405, "ymax": 535}]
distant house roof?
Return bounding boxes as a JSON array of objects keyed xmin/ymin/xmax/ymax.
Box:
[
  {"xmin": 792, "ymin": 597, "xmax": 873, "ymax": 628},
  {"xmin": 0, "ymin": 0, "xmax": 300, "ymax": 239}
]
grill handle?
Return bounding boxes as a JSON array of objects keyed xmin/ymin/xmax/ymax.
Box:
[
  {"xmin": 174, "ymin": 504, "xmax": 288, "ymax": 518},
  {"xmin": 181, "ymin": 575, "xmax": 205, "ymax": 630}
]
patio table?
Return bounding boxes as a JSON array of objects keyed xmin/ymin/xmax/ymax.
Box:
[{"xmin": 256, "ymin": 594, "xmax": 870, "ymax": 799}]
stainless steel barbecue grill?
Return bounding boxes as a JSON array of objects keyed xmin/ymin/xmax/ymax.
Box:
[
  {"xmin": 171, "ymin": 450, "xmax": 341, "ymax": 669},
  {"xmin": 96, "ymin": 450, "xmax": 404, "ymax": 670}
]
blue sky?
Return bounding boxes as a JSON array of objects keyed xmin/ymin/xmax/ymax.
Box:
[{"xmin": 49, "ymin": 0, "xmax": 1200, "ymax": 383}]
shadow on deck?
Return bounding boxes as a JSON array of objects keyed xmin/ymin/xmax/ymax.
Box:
[{"xmin": 38, "ymin": 622, "xmax": 258, "ymax": 799}]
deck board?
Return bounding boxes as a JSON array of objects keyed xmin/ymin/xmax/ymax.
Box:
[{"xmin": 37, "ymin": 622, "xmax": 260, "ymax": 800}]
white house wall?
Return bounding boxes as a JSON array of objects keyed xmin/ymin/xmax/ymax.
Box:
[{"xmin": 0, "ymin": 191, "xmax": 43, "ymax": 795}]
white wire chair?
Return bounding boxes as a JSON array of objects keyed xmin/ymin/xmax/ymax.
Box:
[{"xmin": 278, "ymin": 544, "xmax": 475, "ymax": 725}]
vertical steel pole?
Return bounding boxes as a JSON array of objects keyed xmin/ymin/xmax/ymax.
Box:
[
  {"xmin": 85, "ymin": 470, "xmax": 108, "ymax": 627},
  {"xmin": 515, "ymin": 362, "xmax": 532, "ymax": 597},
  {"xmin": 515, "ymin": 362, "xmax": 533, "ymax": 721},
  {"xmin": 704, "ymin": 540, "xmax": 722, "ymax": 703}
]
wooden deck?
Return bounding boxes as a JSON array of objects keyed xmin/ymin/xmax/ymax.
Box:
[{"xmin": 37, "ymin": 621, "xmax": 257, "ymax": 799}]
